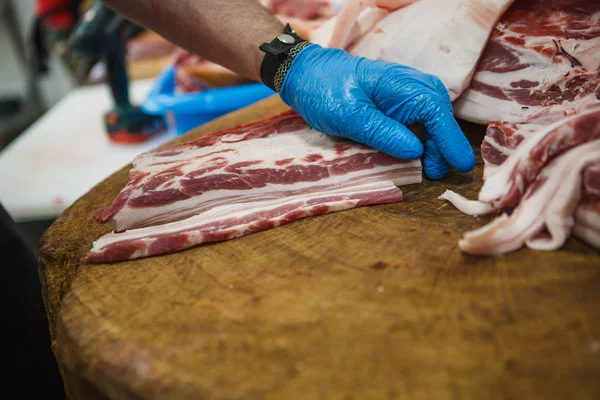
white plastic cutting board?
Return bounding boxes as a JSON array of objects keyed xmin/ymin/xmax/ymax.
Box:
[{"xmin": 0, "ymin": 79, "xmax": 177, "ymax": 222}]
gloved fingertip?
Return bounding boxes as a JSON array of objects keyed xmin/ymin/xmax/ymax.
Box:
[
  {"xmin": 424, "ymin": 162, "xmax": 449, "ymax": 180},
  {"xmin": 425, "ymin": 169, "xmax": 447, "ymax": 180},
  {"xmin": 422, "ymin": 138, "xmax": 448, "ymax": 180},
  {"xmin": 453, "ymin": 149, "xmax": 476, "ymax": 173}
]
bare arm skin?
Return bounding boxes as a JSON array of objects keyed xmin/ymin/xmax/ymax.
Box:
[{"xmin": 101, "ymin": 0, "xmax": 285, "ymax": 81}]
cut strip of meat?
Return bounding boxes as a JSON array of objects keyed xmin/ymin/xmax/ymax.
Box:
[
  {"xmin": 85, "ymin": 180, "xmax": 403, "ymax": 263},
  {"xmin": 457, "ymin": 140, "xmax": 600, "ymax": 256},
  {"xmin": 94, "ymin": 110, "xmax": 422, "ymax": 233},
  {"xmin": 478, "ymin": 108, "xmax": 600, "ymax": 209},
  {"xmin": 317, "ymin": 0, "xmax": 516, "ymax": 101},
  {"xmin": 438, "ymin": 190, "xmax": 495, "ymax": 217},
  {"xmin": 454, "ymin": 0, "xmax": 600, "ymax": 125},
  {"xmin": 442, "ymin": 108, "xmax": 600, "ymax": 211}
]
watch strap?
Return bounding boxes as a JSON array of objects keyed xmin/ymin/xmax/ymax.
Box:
[{"xmin": 259, "ymin": 24, "xmax": 309, "ymax": 92}]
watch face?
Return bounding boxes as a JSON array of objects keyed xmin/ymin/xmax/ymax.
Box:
[{"xmin": 278, "ymin": 34, "xmax": 296, "ymax": 44}]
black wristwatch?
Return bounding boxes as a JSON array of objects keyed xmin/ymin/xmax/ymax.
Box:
[{"xmin": 259, "ymin": 24, "xmax": 310, "ymax": 92}]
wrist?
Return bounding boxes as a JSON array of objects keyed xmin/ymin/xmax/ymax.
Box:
[
  {"xmin": 252, "ymin": 26, "xmax": 286, "ymax": 82},
  {"xmin": 258, "ymin": 24, "xmax": 311, "ymax": 92}
]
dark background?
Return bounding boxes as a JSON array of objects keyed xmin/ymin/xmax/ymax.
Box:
[{"xmin": 1, "ymin": 203, "xmax": 65, "ymax": 398}]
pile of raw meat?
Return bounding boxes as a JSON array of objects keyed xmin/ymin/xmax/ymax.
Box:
[
  {"xmin": 435, "ymin": 0, "xmax": 600, "ymax": 255},
  {"xmin": 86, "ymin": 0, "xmax": 600, "ymax": 262}
]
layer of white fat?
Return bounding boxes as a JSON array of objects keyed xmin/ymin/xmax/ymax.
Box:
[
  {"xmin": 438, "ymin": 190, "xmax": 495, "ymax": 216},
  {"xmin": 89, "ymin": 180, "xmax": 400, "ymax": 253},
  {"xmin": 526, "ymin": 144, "xmax": 600, "ymax": 250},
  {"xmin": 573, "ymin": 207, "xmax": 600, "ymax": 250}
]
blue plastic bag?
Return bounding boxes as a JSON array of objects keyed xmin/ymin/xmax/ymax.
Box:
[{"xmin": 142, "ymin": 64, "xmax": 276, "ymax": 135}]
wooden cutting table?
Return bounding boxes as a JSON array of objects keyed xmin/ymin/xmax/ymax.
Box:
[{"xmin": 38, "ymin": 95, "xmax": 600, "ymax": 400}]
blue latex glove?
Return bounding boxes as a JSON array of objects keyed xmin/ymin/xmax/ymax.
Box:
[{"xmin": 279, "ymin": 44, "xmax": 475, "ymax": 180}]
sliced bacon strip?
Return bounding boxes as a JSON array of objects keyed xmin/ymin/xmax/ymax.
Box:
[{"xmin": 85, "ymin": 181, "xmax": 404, "ymax": 263}]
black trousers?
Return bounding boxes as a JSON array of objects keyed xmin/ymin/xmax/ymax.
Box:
[{"xmin": 1, "ymin": 203, "xmax": 65, "ymax": 397}]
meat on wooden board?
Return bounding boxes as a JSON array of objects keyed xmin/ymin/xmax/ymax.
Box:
[
  {"xmin": 86, "ymin": 180, "xmax": 404, "ymax": 263},
  {"xmin": 95, "ymin": 110, "xmax": 422, "ymax": 233},
  {"xmin": 87, "ymin": 111, "xmax": 422, "ymax": 262},
  {"xmin": 459, "ymin": 143, "xmax": 600, "ymax": 255},
  {"xmin": 88, "ymin": 0, "xmax": 600, "ymax": 260},
  {"xmin": 436, "ymin": 1, "xmax": 600, "ymax": 255},
  {"xmin": 457, "ymin": 140, "xmax": 600, "ymax": 255},
  {"xmin": 310, "ymin": 0, "xmax": 600, "ymax": 255}
]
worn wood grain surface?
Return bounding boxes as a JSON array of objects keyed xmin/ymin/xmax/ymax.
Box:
[{"xmin": 38, "ymin": 95, "xmax": 600, "ymax": 400}]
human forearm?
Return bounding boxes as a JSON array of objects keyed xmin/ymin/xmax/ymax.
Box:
[{"xmin": 101, "ymin": 0, "xmax": 284, "ymax": 81}]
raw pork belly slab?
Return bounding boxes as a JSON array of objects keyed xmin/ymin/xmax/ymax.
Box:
[
  {"xmin": 88, "ymin": 111, "xmax": 422, "ymax": 262},
  {"xmin": 452, "ymin": 0, "xmax": 600, "ymax": 185},
  {"xmin": 86, "ymin": 181, "xmax": 403, "ymax": 263},
  {"xmin": 95, "ymin": 110, "xmax": 422, "ymax": 233}
]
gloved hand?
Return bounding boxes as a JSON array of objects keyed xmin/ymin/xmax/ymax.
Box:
[{"xmin": 278, "ymin": 44, "xmax": 475, "ymax": 180}]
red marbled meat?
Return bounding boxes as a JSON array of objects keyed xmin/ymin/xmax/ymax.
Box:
[
  {"xmin": 454, "ymin": 0, "xmax": 600, "ymax": 125},
  {"xmin": 88, "ymin": 111, "xmax": 422, "ymax": 262}
]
